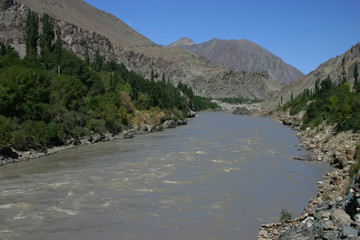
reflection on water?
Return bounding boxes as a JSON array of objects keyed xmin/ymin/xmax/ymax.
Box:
[{"xmin": 0, "ymin": 112, "xmax": 330, "ymax": 240}]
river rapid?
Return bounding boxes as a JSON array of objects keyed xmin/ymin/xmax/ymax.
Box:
[{"xmin": 0, "ymin": 112, "xmax": 330, "ymax": 240}]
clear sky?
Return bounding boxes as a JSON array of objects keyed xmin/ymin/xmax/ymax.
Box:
[{"xmin": 84, "ymin": 0, "xmax": 360, "ymax": 74}]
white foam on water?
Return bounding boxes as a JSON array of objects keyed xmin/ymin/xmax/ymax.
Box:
[
  {"xmin": 162, "ymin": 164, "xmax": 174, "ymax": 167},
  {"xmin": 14, "ymin": 212, "xmax": 27, "ymax": 220},
  {"xmin": 50, "ymin": 206, "xmax": 78, "ymax": 216},
  {"xmin": 195, "ymin": 151, "xmax": 206, "ymax": 154},
  {"xmin": 101, "ymin": 201, "xmax": 112, "ymax": 207},
  {"xmin": 0, "ymin": 203, "xmax": 30, "ymax": 210},
  {"xmin": 210, "ymin": 204, "xmax": 222, "ymax": 210},
  {"xmin": 48, "ymin": 182, "xmax": 70, "ymax": 188},
  {"xmin": 163, "ymin": 180, "xmax": 191, "ymax": 185},
  {"xmin": 223, "ymin": 167, "xmax": 241, "ymax": 172},
  {"xmin": 149, "ymin": 213, "xmax": 160, "ymax": 217},
  {"xmin": 211, "ymin": 159, "xmax": 229, "ymax": 164},
  {"xmin": 2, "ymin": 189, "xmax": 26, "ymax": 196},
  {"xmin": 0, "ymin": 203, "xmax": 13, "ymax": 209},
  {"xmin": 134, "ymin": 188, "xmax": 154, "ymax": 193}
]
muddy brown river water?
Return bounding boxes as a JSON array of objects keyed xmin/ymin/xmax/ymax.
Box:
[{"xmin": 0, "ymin": 112, "xmax": 330, "ymax": 240}]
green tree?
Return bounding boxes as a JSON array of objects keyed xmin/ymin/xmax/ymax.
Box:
[
  {"xmin": 92, "ymin": 49, "xmax": 103, "ymax": 72},
  {"xmin": 25, "ymin": 9, "xmax": 39, "ymax": 57},
  {"xmin": 39, "ymin": 13, "xmax": 54, "ymax": 56},
  {"xmin": 0, "ymin": 115, "xmax": 11, "ymax": 150},
  {"xmin": 84, "ymin": 45, "xmax": 90, "ymax": 66},
  {"xmin": 0, "ymin": 42, "xmax": 5, "ymax": 56},
  {"xmin": 151, "ymin": 68, "xmax": 155, "ymax": 82},
  {"xmin": 341, "ymin": 57, "xmax": 347, "ymax": 84},
  {"xmin": 354, "ymin": 64, "xmax": 359, "ymax": 92},
  {"xmin": 50, "ymin": 37, "xmax": 62, "ymax": 75}
]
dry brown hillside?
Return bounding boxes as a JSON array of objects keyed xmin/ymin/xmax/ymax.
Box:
[{"xmin": 0, "ymin": 0, "xmax": 282, "ymax": 99}]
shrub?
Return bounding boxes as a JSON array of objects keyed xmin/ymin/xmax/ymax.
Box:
[
  {"xmin": 349, "ymin": 145, "xmax": 360, "ymax": 178},
  {"xmin": 0, "ymin": 115, "xmax": 11, "ymax": 150},
  {"xmin": 279, "ymin": 209, "xmax": 292, "ymax": 222}
]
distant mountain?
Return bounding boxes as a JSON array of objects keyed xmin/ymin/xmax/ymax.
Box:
[
  {"xmin": 169, "ymin": 38, "xmax": 304, "ymax": 84},
  {"xmin": 168, "ymin": 37, "xmax": 194, "ymax": 48},
  {"xmin": 0, "ymin": 0, "xmax": 282, "ymax": 99}
]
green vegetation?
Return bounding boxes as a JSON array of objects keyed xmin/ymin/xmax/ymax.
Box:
[
  {"xmin": 218, "ymin": 97, "xmax": 262, "ymax": 105},
  {"xmin": 177, "ymin": 83, "xmax": 218, "ymax": 111},
  {"xmin": 280, "ymin": 209, "xmax": 292, "ymax": 222},
  {"xmin": 349, "ymin": 145, "xmax": 360, "ymax": 178},
  {"xmin": 0, "ymin": 10, "xmax": 216, "ymax": 153},
  {"xmin": 283, "ymin": 74, "xmax": 360, "ymax": 132}
]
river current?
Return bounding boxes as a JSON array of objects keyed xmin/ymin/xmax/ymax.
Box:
[{"xmin": 0, "ymin": 112, "xmax": 330, "ymax": 240}]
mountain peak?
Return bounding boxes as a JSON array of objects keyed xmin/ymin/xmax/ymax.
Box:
[
  {"xmin": 175, "ymin": 38, "xmax": 304, "ymax": 84},
  {"xmin": 168, "ymin": 37, "xmax": 195, "ymax": 48}
]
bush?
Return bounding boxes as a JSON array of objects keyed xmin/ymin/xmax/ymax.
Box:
[
  {"xmin": 0, "ymin": 115, "xmax": 11, "ymax": 150},
  {"xmin": 280, "ymin": 209, "xmax": 292, "ymax": 222},
  {"xmin": 12, "ymin": 120, "xmax": 49, "ymax": 150},
  {"xmin": 349, "ymin": 145, "xmax": 360, "ymax": 178}
]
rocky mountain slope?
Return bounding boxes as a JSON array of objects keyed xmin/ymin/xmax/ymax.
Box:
[
  {"xmin": 167, "ymin": 37, "xmax": 195, "ymax": 48},
  {"xmin": 0, "ymin": 0, "xmax": 282, "ymax": 100},
  {"xmin": 168, "ymin": 38, "xmax": 304, "ymax": 84},
  {"xmin": 268, "ymin": 42, "xmax": 360, "ymax": 109}
]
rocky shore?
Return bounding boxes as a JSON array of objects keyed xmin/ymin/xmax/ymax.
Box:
[
  {"xmin": 0, "ymin": 118, "xmax": 187, "ymax": 166},
  {"xmin": 258, "ymin": 109, "xmax": 360, "ymax": 239}
]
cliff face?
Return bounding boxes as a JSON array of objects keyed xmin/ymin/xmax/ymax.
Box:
[
  {"xmin": 168, "ymin": 38, "xmax": 305, "ymax": 84},
  {"xmin": 0, "ymin": 0, "xmax": 282, "ymax": 100}
]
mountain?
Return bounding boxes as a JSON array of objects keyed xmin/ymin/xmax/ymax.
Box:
[
  {"xmin": 167, "ymin": 37, "xmax": 194, "ymax": 48},
  {"xmin": 168, "ymin": 38, "xmax": 304, "ymax": 84},
  {"xmin": 0, "ymin": 0, "xmax": 282, "ymax": 99},
  {"xmin": 265, "ymin": 42, "xmax": 360, "ymax": 109}
]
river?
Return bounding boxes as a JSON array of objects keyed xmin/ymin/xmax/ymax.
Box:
[{"xmin": 0, "ymin": 112, "xmax": 330, "ymax": 240}]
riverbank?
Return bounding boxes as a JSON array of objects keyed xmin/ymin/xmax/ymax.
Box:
[
  {"xmin": 0, "ymin": 118, "xmax": 188, "ymax": 166},
  {"xmin": 258, "ymin": 109, "xmax": 360, "ymax": 239}
]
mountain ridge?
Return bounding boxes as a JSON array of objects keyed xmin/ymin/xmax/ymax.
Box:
[
  {"xmin": 0, "ymin": 0, "xmax": 282, "ymax": 99},
  {"xmin": 168, "ymin": 38, "xmax": 304, "ymax": 84},
  {"xmin": 167, "ymin": 37, "xmax": 194, "ymax": 48},
  {"xmin": 263, "ymin": 41, "xmax": 360, "ymax": 109}
]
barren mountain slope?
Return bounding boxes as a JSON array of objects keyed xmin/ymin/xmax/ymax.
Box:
[
  {"xmin": 169, "ymin": 38, "xmax": 304, "ymax": 84},
  {"xmin": 0, "ymin": 0, "xmax": 282, "ymax": 99},
  {"xmin": 265, "ymin": 42, "xmax": 360, "ymax": 109}
]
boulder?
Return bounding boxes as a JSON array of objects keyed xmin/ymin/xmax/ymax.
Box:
[
  {"xmin": 163, "ymin": 120, "xmax": 176, "ymax": 129},
  {"xmin": 342, "ymin": 224, "xmax": 358, "ymax": 238},
  {"xmin": 330, "ymin": 208, "xmax": 352, "ymax": 227},
  {"xmin": 315, "ymin": 210, "xmax": 331, "ymax": 220},
  {"xmin": 232, "ymin": 107, "xmax": 251, "ymax": 115},
  {"xmin": 0, "ymin": 0, "xmax": 12, "ymax": 10}
]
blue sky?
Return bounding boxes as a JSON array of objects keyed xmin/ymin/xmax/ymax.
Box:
[{"xmin": 85, "ymin": 0, "xmax": 360, "ymax": 74}]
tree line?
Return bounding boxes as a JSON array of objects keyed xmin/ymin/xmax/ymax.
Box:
[
  {"xmin": 282, "ymin": 62, "xmax": 360, "ymax": 132},
  {"xmin": 0, "ymin": 10, "xmax": 217, "ymax": 152}
]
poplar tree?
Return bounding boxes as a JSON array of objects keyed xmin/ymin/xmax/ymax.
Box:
[
  {"xmin": 39, "ymin": 13, "xmax": 54, "ymax": 54},
  {"xmin": 341, "ymin": 57, "xmax": 347, "ymax": 84},
  {"xmin": 354, "ymin": 64, "xmax": 359, "ymax": 92},
  {"xmin": 92, "ymin": 49, "xmax": 103, "ymax": 72},
  {"xmin": 151, "ymin": 68, "xmax": 155, "ymax": 82},
  {"xmin": 84, "ymin": 45, "xmax": 90, "ymax": 66},
  {"xmin": 25, "ymin": 9, "xmax": 39, "ymax": 57}
]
